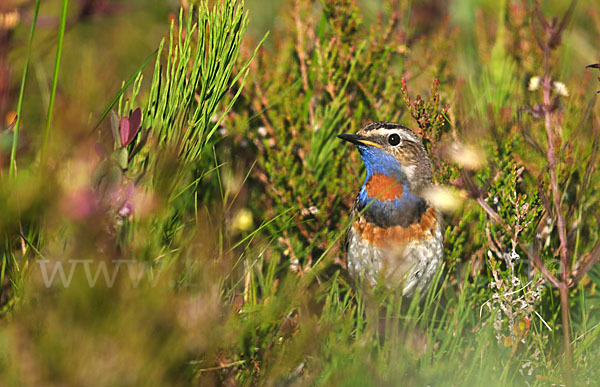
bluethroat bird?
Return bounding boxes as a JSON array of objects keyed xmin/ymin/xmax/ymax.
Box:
[{"xmin": 338, "ymin": 122, "xmax": 443, "ymax": 297}]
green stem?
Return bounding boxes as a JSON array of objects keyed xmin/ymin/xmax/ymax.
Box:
[
  {"xmin": 9, "ymin": 0, "xmax": 41, "ymax": 177},
  {"xmin": 40, "ymin": 0, "xmax": 69, "ymax": 164},
  {"xmin": 560, "ymin": 283, "xmax": 573, "ymax": 386}
]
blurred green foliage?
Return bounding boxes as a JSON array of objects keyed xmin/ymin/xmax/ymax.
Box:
[{"xmin": 0, "ymin": 0, "xmax": 599, "ymax": 385}]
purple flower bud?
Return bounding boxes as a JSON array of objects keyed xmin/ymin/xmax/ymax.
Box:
[
  {"xmin": 119, "ymin": 108, "xmax": 142, "ymax": 147},
  {"xmin": 119, "ymin": 117, "xmax": 130, "ymax": 147}
]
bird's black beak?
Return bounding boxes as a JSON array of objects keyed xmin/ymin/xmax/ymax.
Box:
[
  {"xmin": 337, "ymin": 133, "xmax": 363, "ymax": 145},
  {"xmin": 337, "ymin": 133, "xmax": 383, "ymax": 148}
]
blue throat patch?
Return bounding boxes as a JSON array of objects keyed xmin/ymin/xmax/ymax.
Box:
[{"xmin": 356, "ymin": 145, "xmax": 427, "ymax": 228}]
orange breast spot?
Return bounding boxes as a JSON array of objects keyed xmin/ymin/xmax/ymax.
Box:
[
  {"xmin": 365, "ymin": 174, "xmax": 404, "ymax": 201},
  {"xmin": 353, "ymin": 207, "xmax": 439, "ymax": 247}
]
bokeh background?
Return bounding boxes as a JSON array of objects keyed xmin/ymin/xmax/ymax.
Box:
[{"xmin": 1, "ymin": 0, "xmax": 599, "ymax": 385}]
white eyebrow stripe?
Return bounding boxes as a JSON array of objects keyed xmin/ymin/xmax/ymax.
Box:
[{"xmin": 364, "ymin": 128, "xmax": 419, "ymax": 142}]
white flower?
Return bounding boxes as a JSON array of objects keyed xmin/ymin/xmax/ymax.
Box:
[
  {"xmin": 528, "ymin": 76, "xmax": 541, "ymax": 91},
  {"xmin": 510, "ymin": 250, "xmax": 520, "ymax": 262},
  {"xmin": 554, "ymin": 81, "xmax": 569, "ymax": 97}
]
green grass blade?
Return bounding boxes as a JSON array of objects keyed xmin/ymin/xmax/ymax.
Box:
[
  {"xmin": 9, "ymin": 0, "xmax": 41, "ymax": 177},
  {"xmin": 91, "ymin": 48, "xmax": 159, "ymax": 133},
  {"xmin": 40, "ymin": 0, "xmax": 69, "ymax": 164}
]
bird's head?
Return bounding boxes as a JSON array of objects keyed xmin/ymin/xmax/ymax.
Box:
[{"xmin": 338, "ymin": 121, "xmax": 432, "ymax": 196}]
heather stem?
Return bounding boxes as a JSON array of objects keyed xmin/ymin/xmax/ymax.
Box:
[
  {"xmin": 560, "ymin": 283, "xmax": 573, "ymax": 385},
  {"xmin": 542, "ymin": 64, "xmax": 573, "ymax": 387}
]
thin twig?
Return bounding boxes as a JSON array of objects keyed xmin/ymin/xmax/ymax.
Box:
[
  {"xmin": 194, "ymin": 360, "xmax": 245, "ymax": 372},
  {"xmin": 535, "ymin": 3, "xmax": 579, "ymax": 383},
  {"xmin": 573, "ymin": 212, "xmax": 600, "ymax": 283}
]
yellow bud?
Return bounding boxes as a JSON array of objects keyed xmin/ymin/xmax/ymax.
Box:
[{"xmin": 232, "ymin": 208, "xmax": 254, "ymax": 232}]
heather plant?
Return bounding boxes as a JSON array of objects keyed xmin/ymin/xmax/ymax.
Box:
[{"xmin": 0, "ymin": 0, "xmax": 599, "ymax": 385}]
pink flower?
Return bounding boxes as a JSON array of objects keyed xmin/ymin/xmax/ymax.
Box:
[
  {"xmin": 111, "ymin": 108, "xmax": 142, "ymax": 148},
  {"xmin": 62, "ymin": 188, "xmax": 100, "ymax": 220}
]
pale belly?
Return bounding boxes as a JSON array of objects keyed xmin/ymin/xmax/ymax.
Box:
[{"xmin": 346, "ymin": 222, "xmax": 443, "ymax": 297}]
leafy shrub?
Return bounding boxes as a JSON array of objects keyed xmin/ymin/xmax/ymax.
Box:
[{"xmin": 0, "ymin": 0, "xmax": 599, "ymax": 385}]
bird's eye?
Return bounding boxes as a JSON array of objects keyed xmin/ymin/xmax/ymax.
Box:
[{"xmin": 388, "ymin": 133, "xmax": 401, "ymax": 146}]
